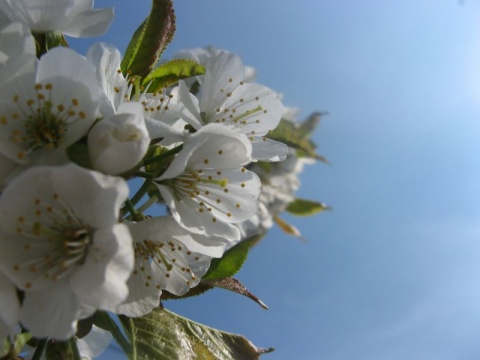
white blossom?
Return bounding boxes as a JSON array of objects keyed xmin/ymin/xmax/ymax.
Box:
[
  {"xmin": 238, "ymin": 148, "xmax": 315, "ymax": 238},
  {"xmin": 174, "ymin": 45, "xmax": 257, "ymax": 83},
  {"xmin": 0, "ymin": 164, "xmax": 134, "ymax": 339},
  {"xmin": 174, "ymin": 51, "xmax": 288, "ymax": 162},
  {"xmin": 87, "ymin": 42, "xmax": 185, "ymax": 145},
  {"xmin": 0, "ymin": 22, "xmax": 36, "ymax": 87},
  {"xmin": 154, "ymin": 124, "xmax": 261, "ymax": 241},
  {"xmin": 117, "ymin": 216, "xmax": 225, "ymax": 317},
  {"xmin": 0, "ymin": 47, "xmax": 101, "ymax": 169},
  {"xmin": 0, "ymin": 0, "xmax": 114, "ymax": 38},
  {"xmin": 88, "ymin": 102, "xmax": 150, "ymax": 175}
]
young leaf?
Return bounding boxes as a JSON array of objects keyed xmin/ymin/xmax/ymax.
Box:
[
  {"xmin": 274, "ymin": 216, "xmax": 304, "ymax": 240},
  {"xmin": 163, "ymin": 278, "xmax": 269, "ymax": 310},
  {"xmin": 130, "ymin": 307, "xmax": 274, "ymax": 360},
  {"xmin": 286, "ymin": 198, "xmax": 331, "ymax": 216},
  {"xmin": 202, "ymin": 235, "xmax": 262, "ymax": 281},
  {"xmin": 202, "ymin": 277, "xmax": 269, "ymax": 310},
  {"xmin": 121, "ymin": 0, "xmax": 176, "ymax": 78},
  {"xmin": 142, "ymin": 59, "xmax": 205, "ymax": 92},
  {"xmin": 268, "ymin": 115, "xmax": 328, "ymax": 162}
]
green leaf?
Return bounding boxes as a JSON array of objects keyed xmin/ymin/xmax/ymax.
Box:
[
  {"xmin": 13, "ymin": 332, "xmax": 32, "ymax": 356},
  {"xmin": 142, "ymin": 59, "xmax": 205, "ymax": 92},
  {"xmin": 274, "ymin": 216, "xmax": 303, "ymax": 239},
  {"xmin": 121, "ymin": 0, "xmax": 176, "ymax": 79},
  {"xmin": 130, "ymin": 307, "xmax": 274, "ymax": 360},
  {"xmin": 285, "ymin": 198, "xmax": 331, "ymax": 216},
  {"xmin": 268, "ymin": 114, "xmax": 328, "ymax": 162},
  {"xmin": 296, "ymin": 112, "xmax": 324, "ymax": 139},
  {"xmin": 202, "ymin": 235, "xmax": 262, "ymax": 281}
]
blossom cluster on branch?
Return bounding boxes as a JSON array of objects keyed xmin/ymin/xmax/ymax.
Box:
[{"xmin": 0, "ymin": 1, "xmax": 326, "ymax": 359}]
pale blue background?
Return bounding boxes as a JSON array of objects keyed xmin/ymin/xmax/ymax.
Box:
[{"xmin": 73, "ymin": 1, "xmax": 480, "ymax": 359}]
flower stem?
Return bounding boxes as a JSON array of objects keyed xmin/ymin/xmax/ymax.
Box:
[
  {"xmin": 136, "ymin": 193, "xmax": 158, "ymax": 214},
  {"xmin": 118, "ymin": 315, "xmax": 136, "ymax": 360},
  {"xmin": 134, "ymin": 171, "xmax": 155, "ymax": 179},
  {"xmin": 124, "ymin": 199, "xmax": 139, "ymax": 218},
  {"xmin": 70, "ymin": 338, "xmax": 81, "ymax": 360},
  {"xmin": 96, "ymin": 311, "xmax": 132, "ymax": 358},
  {"xmin": 31, "ymin": 339, "xmax": 46, "ymax": 360},
  {"xmin": 130, "ymin": 179, "xmax": 154, "ymax": 206}
]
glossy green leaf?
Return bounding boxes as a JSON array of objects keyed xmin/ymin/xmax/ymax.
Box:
[
  {"xmin": 286, "ymin": 198, "xmax": 331, "ymax": 216},
  {"xmin": 202, "ymin": 235, "xmax": 261, "ymax": 281},
  {"xmin": 130, "ymin": 307, "xmax": 273, "ymax": 360},
  {"xmin": 121, "ymin": 0, "xmax": 176, "ymax": 78},
  {"xmin": 142, "ymin": 59, "xmax": 205, "ymax": 92}
]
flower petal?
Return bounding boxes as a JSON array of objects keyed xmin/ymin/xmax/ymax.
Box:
[
  {"xmin": 71, "ymin": 224, "xmax": 134, "ymax": 311},
  {"xmin": 50, "ymin": 164, "xmax": 128, "ymax": 228},
  {"xmin": 20, "ymin": 279, "xmax": 81, "ymax": 340},
  {"xmin": 0, "ymin": 272, "xmax": 19, "ymax": 340},
  {"xmin": 60, "ymin": 8, "xmax": 114, "ymax": 37}
]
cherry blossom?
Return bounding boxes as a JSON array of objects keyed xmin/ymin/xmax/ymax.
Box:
[
  {"xmin": 154, "ymin": 124, "xmax": 261, "ymax": 241},
  {"xmin": 0, "ymin": 164, "xmax": 133, "ymax": 339},
  {"xmin": 0, "ymin": 0, "xmax": 114, "ymax": 38}
]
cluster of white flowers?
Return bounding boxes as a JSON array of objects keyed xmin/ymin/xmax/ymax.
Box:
[
  {"xmin": 237, "ymin": 109, "xmax": 318, "ymax": 239},
  {"xmin": 0, "ymin": 0, "xmax": 301, "ymax": 354}
]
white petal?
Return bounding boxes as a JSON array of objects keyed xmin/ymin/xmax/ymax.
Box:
[
  {"xmin": 200, "ymin": 52, "xmax": 246, "ymax": 117},
  {"xmin": 116, "ymin": 258, "xmax": 161, "ymax": 317},
  {"xmin": 0, "ymin": 152, "xmax": 17, "ymax": 188},
  {"xmin": 158, "ymin": 124, "xmax": 252, "ymax": 181},
  {"xmin": 88, "ymin": 102, "xmax": 150, "ymax": 175},
  {"xmin": 144, "ymin": 116, "xmax": 186, "ymax": 145},
  {"xmin": 50, "ymin": 164, "xmax": 128, "ymax": 228},
  {"xmin": 158, "ymin": 185, "xmax": 241, "ymax": 241},
  {"xmin": 37, "ymin": 47, "xmax": 100, "ymax": 101},
  {"xmin": 176, "ymin": 80, "xmax": 203, "ymax": 129},
  {"xmin": 77, "ymin": 325, "xmax": 113, "ymax": 360},
  {"xmin": 0, "ymin": 0, "xmax": 72, "ymax": 32},
  {"xmin": 0, "ymin": 272, "xmax": 19, "ymax": 340},
  {"xmin": 87, "ymin": 42, "xmax": 126, "ymax": 116},
  {"xmin": 186, "ymin": 125, "xmax": 252, "ymax": 169},
  {"xmin": 251, "ymin": 138, "xmax": 288, "ymax": 162},
  {"xmin": 60, "ymin": 8, "xmax": 114, "ymax": 37},
  {"xmin": 128, "ymin": 218, "xmax": 216, "ymax": 295},
  {"xmin": 219, "ymin": 83, "xmax": 283, "ymax": 136},
  {"xmin": 20, "ymin": 279, "xmax": 81, "ymax": 340},
  {"xmin": 71, "ymin": 224, "xmax": 134, "ymax": 311}
]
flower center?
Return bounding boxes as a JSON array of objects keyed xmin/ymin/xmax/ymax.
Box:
[
  {"xmin": 166, "ymin": 170, "xmax": 228, "ymax": 202},
  {"xmin": 11, "ymin": 195, "xmax": 93, "ymax": 288},
  {"xmin": 24, "ymin": 100, "xmax": 67, "ymax": 149},
  {"xmin": 6, "ymin": 82, "xmax": 86, "ymax": 160}
]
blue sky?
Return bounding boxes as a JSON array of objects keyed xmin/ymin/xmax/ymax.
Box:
[{"xmin": 76, "ymin": 1, "xmax": 480, "ymax": 359}]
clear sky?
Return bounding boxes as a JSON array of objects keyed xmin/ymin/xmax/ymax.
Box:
[{"xmin": 74, "ymin": 1, "xmax": 480, "ymax": 359}]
